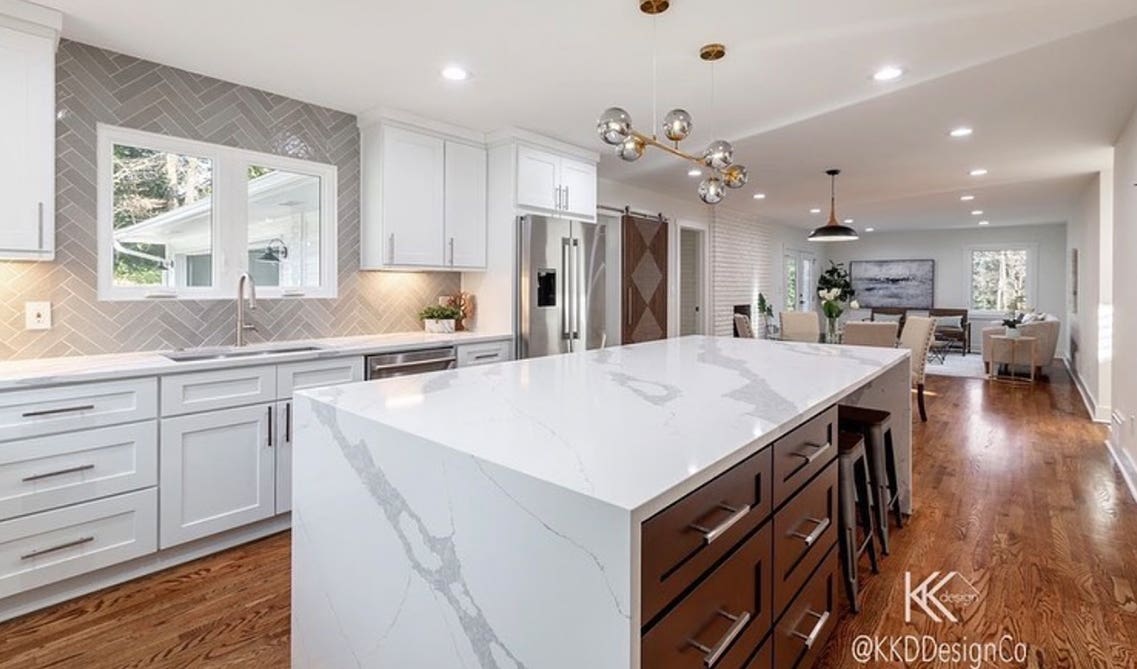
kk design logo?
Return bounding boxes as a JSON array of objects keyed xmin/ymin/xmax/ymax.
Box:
[{"xmin": 905, "ymin": 571, "xmax": 981, "ymax": 623}]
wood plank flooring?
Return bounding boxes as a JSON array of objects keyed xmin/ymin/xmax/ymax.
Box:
[{"xmin": 0, "ymin": 365, "xmax": 1133, "ymax": 668}]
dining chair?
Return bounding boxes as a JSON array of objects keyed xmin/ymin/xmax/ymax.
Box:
[
  {"xmin": 734, "ymin": 313, "xmax": 755, "ymax": 338},
  {"xmin": 780, "ymin": 311, "xmax": 820, "ymax": 343},
  {"xmin": 898, "ymin": 316, "xmax": 936, "ymax": 422},
  {"xmin": 842, "ymin": 321, "xmax": 898, "ymax": 348}
]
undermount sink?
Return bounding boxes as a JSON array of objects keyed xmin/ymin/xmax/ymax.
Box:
[{"xmin": 163, "ymin": 345, "xmax": 323, "ymax": 363}]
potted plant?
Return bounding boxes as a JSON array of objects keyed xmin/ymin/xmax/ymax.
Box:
[
  {"xmin": 756, "ymin": 293, "xmax": 775, "ymax": 338},
  {"xmin": 419, "ymin": 304, "xmax": 463, "ymax": 334},
  {"xmin": 1002, "ymin": 311, "xmax": 1024, "ymax": 339},
  {"xmin": 817, "ymin": 262, "xmax": 858, "ymax": 343}
]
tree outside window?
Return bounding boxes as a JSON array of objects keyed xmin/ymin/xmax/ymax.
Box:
[{"xmin": 970, "ymin": 249, "xmax": 1028, "ymax": 311}]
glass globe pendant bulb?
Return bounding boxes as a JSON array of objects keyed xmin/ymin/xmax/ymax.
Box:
[
  {"xmin": 703, "ymin": 139, "xmax": 734, "ymax": 170},
  {"xmin": 723, "ymin": 164, "xmax": 748, "ymax": 189},
  {"xmin": 662, "ymin": 108, "xmax": 693, "ymax": 142},
  {"xmin": 617, "ymin": 136, "xmax": 646, "ymax": 162},
  {"xmin": 698, "ymin": 176, "xmax": 725, "ymax": 204},
  {"xmin": 597, "ymin": 107, "xmax": 633, "ymax": 146}
]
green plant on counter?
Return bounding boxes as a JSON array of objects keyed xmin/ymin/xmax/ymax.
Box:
[
  {"xmin": 419, "ymin": 304, "xmax": 462, "ymax": 321},
  {"xmin": 756, "ymin": 293, "xmax": 774, "ymax": 318}
]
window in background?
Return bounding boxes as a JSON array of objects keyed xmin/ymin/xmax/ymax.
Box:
[
  {"xmin": 783, "ymin": 254, "xmax": 797, "ymax": 310},
  {"xmin": 969, "ymin": 247, "xmax": 1030, "ymax": 312},
  {"xmin": 246, "ymin": 166, "xmax": 321, "ymax": 292}
]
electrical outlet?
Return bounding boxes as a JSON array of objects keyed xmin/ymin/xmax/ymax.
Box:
[{"xmin": 25, "ymin": 302, "xmax": 52, "ymax": 330}]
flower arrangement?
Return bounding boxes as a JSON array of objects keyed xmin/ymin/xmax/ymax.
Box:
[
  {"xmin": 816, "ymin": 262, "xmax": 858, "ymax": 342},
  {"xmin": 1002, "ymin": 311, "xmax": 1025, "ymax": 338},
  {"xmin": 756, "ymin": 292, "xmax": 775, "ymax": 338}
]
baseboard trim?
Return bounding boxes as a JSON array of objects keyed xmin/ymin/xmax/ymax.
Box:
[
  {"xmin": 0, "ymin": 514, "xmax": 291, "ymax": 623},
  {"xmin": 1063, "ymin": 358, "xmax": 1110, "ymax": 423},
  {"xmin": 1105, "ymin": 437, "xmax": 1137, "ymax": 505}
]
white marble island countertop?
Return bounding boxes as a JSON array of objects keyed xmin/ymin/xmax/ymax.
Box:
[{"xmin": 298, "ymin": 335, "xmax": 909, "ymax": 514}]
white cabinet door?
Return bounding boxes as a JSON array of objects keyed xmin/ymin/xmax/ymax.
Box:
[
  {"xmin": 275, "ymin": 400, "xmax": 292, "ymax": 514},
  {"xmin": 381, "ymin": 126, "xmax": 445, "ymax": 267},
  {"xmin": 444, "ymin": 141, "xmax": 487, "ymax": 268},
  {"xmin": 159, "ymin": 405, "xmax": 275, "ymax": 547},
  {"xmin": 516, "ymin": 146, "xmax": 559, "ymax": 212},
  {"xmin": 560, "ymin": 158, "xmax": 597, "ymax": 221},
  {"xmin": 0, "ymin": 26, "xmax": 53, "ymax": 260}
]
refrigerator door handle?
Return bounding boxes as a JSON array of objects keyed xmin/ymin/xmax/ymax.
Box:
[
  {"xmin": 561, "ymin": 237, "xmax": 572, "ymax": 346},
  {"xmin": 572, "ymin": 238, "xmax": 582, "ymax": 340}
]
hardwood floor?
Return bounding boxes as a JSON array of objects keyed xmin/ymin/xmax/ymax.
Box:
[{"xmin": 0, "ymin": 366, "xmax": 1132, "ymax": 668}]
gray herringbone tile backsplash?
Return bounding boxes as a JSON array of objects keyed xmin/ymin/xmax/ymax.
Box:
[{"xmin": 0, "ymin": 41, "xmax": 459, "ymax": 360}]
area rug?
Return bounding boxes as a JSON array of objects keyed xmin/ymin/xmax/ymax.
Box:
[{"xmin": 924, "ymin": 351, "xmax": 987, "ymax": 379}]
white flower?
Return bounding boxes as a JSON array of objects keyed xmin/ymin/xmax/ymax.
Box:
[
  {"xmin": 849, "ymin": 299, "xmax": 860, "ymax": 310},
  {"xmin": 818, "ymin": 289, "xmax": 827, "ymax": 299}
]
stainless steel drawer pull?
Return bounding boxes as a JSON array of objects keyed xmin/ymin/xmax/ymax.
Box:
[
  {"xmin": 688, "ymin": 609, "xmax": 751, "ymax": 668},
  {"xmin": 790, "ymin": 441, "xmax": 831, "ymax": 464},
  {"xmin": 20, "ymin": 536, "xmax": 95, "ymax": 560},
  {"xmin": 790, "ymin": 609, "xmax": 830, "ymax": 648},
  {"xmin": 472, "ymin": 352, "xmax": 500, "ymax": 360},
  {"xmin": 22, "ymin": 404, "xmax": 96, "ymax": 418},
  {"xmin": 369, "ymin": 358, "xmax": 457, "ymax": 372},
  {"xmin": 789, "ymin": 516, "xmax": 831, "ymax": 546},
  {"xmin": 23, "ymin": 464, "xmax": 95, "ymax": 482},
  {"xmin": 690, "ymin": 503, "xmax": 751, "ymax": 545}
]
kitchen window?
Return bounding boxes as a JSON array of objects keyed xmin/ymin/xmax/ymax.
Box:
[
  {"xmin": 97, "ymin": 125, "xmax": 337, "ymax": 300},
  {"xmin": 967, "ymin": 244, "xmax": 1037, "ymax": 314}
]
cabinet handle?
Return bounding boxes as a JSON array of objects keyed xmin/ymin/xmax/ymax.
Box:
[
  {"xmin": 22, "ymin": 404, "xmax": 95, "ymax": 418},
  {"xmin": 789, "ymin": 516, "xmax": 831, "ymax": 546},
  {"xmin": 563, "ymin": 186, "xmax": 569, "ymax": 211},
  {"xmin": 553, "ymin": 186, "xmax": 561, "ymax": 210},
  {"xmin": 790, "ymin": 609, "xmax": 831, "ymax": 649},
  {"xmin": 472, "ymin": 352, "xmax": 499, "ymax": 361},
  {"xmin": 687, "ymin": 609, "xmax": 751, "ymax": 668},
  {"xmin": 267, "ymin": 406, "xmax": 274, "ymax": 447},
  {"xmin": 21, "ymin": 536, "xmax": 94, "ymax": 560},
  {"xmin": 790, "ymin": 441, "xmax": 831, "ymax": 464},
  {"xmin": 285, "ymin": 401, "xmax": 292, "ymax": 443},
  {"xmin": 389, "ymin": 233, "xmax": 395, "ymax": 264},
  {"xmin": 23, "ymin": 464, "xmax": 95, "ymax": 482},
  {"xmin": 449, "ymin": 237, "xmax": 455, "ymax": 266},
  {"xmin": 689, "ymin": 503, "xmax": 751, "ymax": 544},
  {"xmin": 37, "ymin": 202, "xmax": 45, "ymax": 249}
]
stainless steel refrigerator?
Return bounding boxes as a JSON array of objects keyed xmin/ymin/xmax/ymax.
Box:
[{"xmin": 516, "ymin": 215, "xmax": 607, "ymax": 358}]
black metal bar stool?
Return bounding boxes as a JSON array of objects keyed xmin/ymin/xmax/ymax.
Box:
[
  {"xmin": 838, "ymin": 430, "xmax": 879, "ymax": 613},
  {"xmin": 839, "ymin": 405, "xmax": 903, "ymax": 555}
]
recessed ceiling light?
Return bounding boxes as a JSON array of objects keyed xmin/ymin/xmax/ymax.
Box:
[
  {"xmin": 969, "ymin": 168, "xmax": 988, "ymax": 177},
  {"xmin": 873, "ymin": 65, "xmax": 904, "ymax": 82},
  {"xmin": 752, "ymin": 193, "xmax": 766, "ymax": 200},
  {"xmin": 843, "ymin": 218, "xmax": 854, "ymax": 224},
  {"xmin": 810, "ymin": 208, "xmax": 822, "ymax": 214},
  {"xmin": 687, "ymin": 168, "xmax": 702, "ymax": 177},
  {"xmin": 960, "ymin": 194, "xmax": 975, "ymax": 201},
  {"xmin": 441, "ymin": 65, "xmax": 471, "ymax": 81},
  {"xmin": 971, "ymin": 210, "xmax": 984, "ymax": 216},
  {"xmin": 865, "ymin": 227, "xmax": 875, "ymax": 232},
  {"xmin": 978, "ymin": 220, "xmax": 990, "ymax": 226},
  {"xmin": 949, "ymin": 126, "xmax": 973, "ymax": 138}
]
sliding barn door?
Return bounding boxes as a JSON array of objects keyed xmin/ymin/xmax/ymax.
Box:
[{"xmin": 622, "ymin": 214, "xmax": 669, "ymax": 343}]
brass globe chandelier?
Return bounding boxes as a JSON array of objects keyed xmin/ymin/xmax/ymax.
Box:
[{"xmin": 596, "ymin": 2, "xmax": 748, "ymax": 205}]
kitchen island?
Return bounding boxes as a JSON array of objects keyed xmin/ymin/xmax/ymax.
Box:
[{"xmin": 292, "ymin": 336, "xmax": 911, "ymax": 669}]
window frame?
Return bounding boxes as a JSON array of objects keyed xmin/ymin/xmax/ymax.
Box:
[
  {"xmin": 964, "ymin": 242, "xmax": 1038, "ymax": 317},
  {"xmin": 97, "ymin": 124, "xmax": 338, "ymax": 301}
]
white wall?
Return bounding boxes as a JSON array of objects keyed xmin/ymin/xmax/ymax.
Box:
[
  {"xmin": 826, "ymin": 223, "xmax": 1069, "ymax": 352},
  {"xmin": 1066, "ymin": 172, "xmax": 1113, "ymax": 421},
  {"xmin": 1111, "ymin": 105, "xmax": 1137, "ymax": 477}
]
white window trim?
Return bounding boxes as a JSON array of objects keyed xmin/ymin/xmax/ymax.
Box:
[
  {"xmin": 97, "ymin": 123, "xmax": 338, "ymax": 301},
  {"xmin": 963, "ymin": 242, "xmax": 1039, "ymax": 318}
]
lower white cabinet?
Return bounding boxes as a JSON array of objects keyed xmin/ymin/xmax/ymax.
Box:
[
  {"xmin": 456, "ymin": 339, "xmax": 514, "ymax": 367},
  {"xmin": 159, "ymin": 404, "xmax": 275, "ymax": 548}
]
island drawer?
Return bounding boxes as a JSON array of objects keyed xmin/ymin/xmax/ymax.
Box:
[
  {"xmin": 772, "ymin": 405, "xmax": 837, "ymax": 507},
  {"xmin": 0, "ymin": 378, "xmax": 157, "ymax": 443},
  {"xmin": 642, "ymin": 521, "xmax": 773, "ymax": 669},
  {"xmin": 772, "ymin": 458, "xmax": 837, "ymax": 616},
  {"xmin": 642, "ymin": 447, "xmax": 773, "ymax": 621},
  {"xmin": 0, "ymin": 422, "xmax": 158, "ymax": 521},
  {"xmin": 773, "ymin": 545, "xmax": 839, "ymax": 669}
]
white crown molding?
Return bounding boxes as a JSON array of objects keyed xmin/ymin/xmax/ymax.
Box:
[
  {"xmin": 0, "ymin": 0, "xmax": 62, "ymax": 44},
  {"xmin": 486, "ymin": 126, "xmax": 599, "ymax": 163},
  {"xmin": 356, "ymin": 106, "xmax": 486, "ymax": 145}
]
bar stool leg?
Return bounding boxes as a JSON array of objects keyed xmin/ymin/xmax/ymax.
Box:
[
  {"xmin": 865, "ymin": 423, "xmax": 892, "ymax": 556},
  {"xmin": 884, "ymin": 428, "xmax": 904, "ymax": 529},
  {"xmin": 854, "ymin": 458, "xmax": 879, "ymax": 574},
  {"xmin": 838, "ymin": 455, "xmax": 860, "ymax": 613}
]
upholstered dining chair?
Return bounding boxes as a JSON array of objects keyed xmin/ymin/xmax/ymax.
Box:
[
  {"xmin": 734, "ymin": 313, "xmax": 755, "ymax": 338},
  {"xmin": 843, "ymin": 321, "xmax": 899, "ymax": 348},
  {"xmin": 780, "ymin": 311, "xmax": 820, "ymax": 343},
  {"xmin": 898, "ymin": 316, "xmax": 936, "ymax": 422}
]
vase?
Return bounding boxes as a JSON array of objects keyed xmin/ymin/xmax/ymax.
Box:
[
  {"xmin": 424, "ymin": 318, "xmax": 455, "ymax": 334},
  {"xmin": 826, "ymin": 317, "xmax": 841, "ymax": 344},
  {"xmin": 1005, "ymin": 326, "xmax": 1020, "ymax": 339}
]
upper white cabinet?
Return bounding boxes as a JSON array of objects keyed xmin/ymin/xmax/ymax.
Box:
[
  {"xmin": 515, "ymin": 146, "xmax": 597, "ymax": 222},
  {"xmin": 361, "ymin": 121, "xmax": 487, "ymax": 270},
  {"xmin": 0, "ymin": 9, "xmax": 59, "ymax": 262}
]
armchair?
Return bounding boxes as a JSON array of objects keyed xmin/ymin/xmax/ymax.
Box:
[{"xmin": 981, "ymin": 315, "xmax": 1061, "ymax": 377}]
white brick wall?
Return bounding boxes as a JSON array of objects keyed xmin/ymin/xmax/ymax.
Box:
[{"xmin": 711, "ymin": 209, "xmax": 776, "ymax": 336}]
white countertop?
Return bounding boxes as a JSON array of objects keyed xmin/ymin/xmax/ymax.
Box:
[
  {"xmin": 0, "ymin": 331, "xmax": 512, "ymax": 391},
  {"xmin": 299, "ymin": 335, "xmax": 909, "ymax": 513}
]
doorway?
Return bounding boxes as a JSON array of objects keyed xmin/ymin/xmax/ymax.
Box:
[
  {"xmin": 678, "ymin": 226, "xmax": 706, "ymax": 335},
  {"xmin": 784, "ymin": 249, "xmax": 818, "ymax": 312}
]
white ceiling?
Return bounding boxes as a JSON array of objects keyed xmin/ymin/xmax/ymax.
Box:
[{"xmin": 38, "ymin": 0, "xmax": 1137, "ymax": 231}]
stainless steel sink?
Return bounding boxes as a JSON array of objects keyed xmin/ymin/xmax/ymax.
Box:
[{"xmin": 163, "ymin": 345, "xmax": 323, "ymax": 362}]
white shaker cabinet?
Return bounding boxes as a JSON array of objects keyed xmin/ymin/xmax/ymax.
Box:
[
  {"xmin": 515, "ymin": 146, "xmax": 597, "ymax": 222},
  {"xmin": 559, "ymin": 157, "xmax": 597, "ymax": 219},
  {"xmin": 159, "ymin": 404, "xmax": 275, "ymax": 548},
  {"xmin": 444, "ymin": 140, "xmax": 487, "ymax": 268},
  {"xmin": 379, "ymin": 126, "xmax": 446, "ymax": 267},
  {"xmin": 0, "ymin": 22, "xmax": 55, "ymax": 261}
]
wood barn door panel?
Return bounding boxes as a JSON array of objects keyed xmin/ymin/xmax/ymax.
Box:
[{"xmin": 622, "ymin": 215, "xmax": 669, "ymax": 343}]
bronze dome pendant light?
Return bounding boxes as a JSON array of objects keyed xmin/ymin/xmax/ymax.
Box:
[
  {"xmin": 808, "ymin": 169, "xmax": 859, "ymax": 242},
  {"xmin": 595, "ymin": 1, "xmax": 748, "ymax": 205}
]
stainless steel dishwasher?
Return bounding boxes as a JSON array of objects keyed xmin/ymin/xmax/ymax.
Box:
[{"xmin": 364, "ymin": 346, "xmax": 457, "ymax": 380}]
